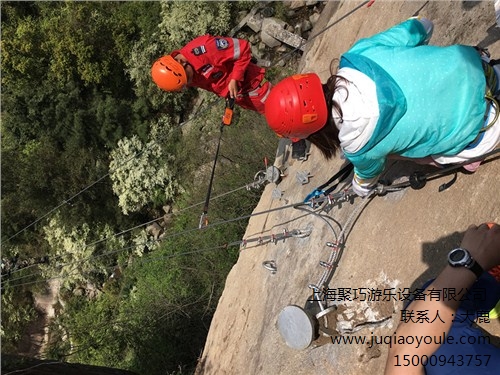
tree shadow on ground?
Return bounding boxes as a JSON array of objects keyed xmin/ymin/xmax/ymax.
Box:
[{"xmin": 411, "ymin": 230, "xmax": 464, "ymax": 293}]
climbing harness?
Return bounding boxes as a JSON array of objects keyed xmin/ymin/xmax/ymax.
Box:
[
  {"xmin": 304, "ymin": 147, "xmax": 500, "ymax": 209},
  {"xmin": 483, "ymin": 94, "xmax": 500, "ymax": 133},
  {"xmin": 303, "ymin": 162, "xmax": 353, "ymax": 204},
  {"xmin": 199, "ymin": 97, "xmax": 235, "ymax": 229},
  {"xmin": 384, "ymin": 147, "xmax": 500, "ymax": 193}
]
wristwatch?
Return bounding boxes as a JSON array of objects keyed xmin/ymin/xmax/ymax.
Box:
[{"xmin": 447, "ymin": 247, "xmax": 484, "ymax": 278}]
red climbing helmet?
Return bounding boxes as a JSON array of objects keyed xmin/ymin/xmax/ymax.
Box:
[
  {"xmin": 264, "ymin": 73, "xmax": 327, "ymax": 139},
  {"xmin": 151, "ymin": 55, "xmax": 187, "ymax": 92}
]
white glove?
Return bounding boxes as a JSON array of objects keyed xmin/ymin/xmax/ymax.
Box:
[
  {"xmin": 351, "ymin": 179, "xmax": 373, "ymax": 197},
  {"xmin": 351, "ymin": 174, "xmax": 378, "ymax": 197}
]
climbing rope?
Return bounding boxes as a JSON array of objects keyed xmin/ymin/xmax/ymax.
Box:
[
  {"xmin": 199, "ymin": 98, "xmax": 235, "ymax": 229},
  {"xmin": 293, "ymin": 147, "xmax": 500, "ymax": 309}
]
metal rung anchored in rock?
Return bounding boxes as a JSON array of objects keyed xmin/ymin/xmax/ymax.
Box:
[
  {"xmin": 271, "ymin": 188, "xmax": 284, "ymax": 200},
  {"xmin": 239, "ymin": 228, "xmax": 312, "ymax": 250},
  {"xmin": 296, "ymin": 171, "xmax": 312, "ymax": 185}
]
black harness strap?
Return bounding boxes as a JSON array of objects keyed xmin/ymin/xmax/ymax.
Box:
[
  {"xmin": 199, "ymin": 98, "xmax": 235, "ymax": 229},
  {"xmin": 200, "ymin": 126, "xmax": 224, "ymax": 227},
  {"xmin": 319, "ymin": 162, "xmax": 354, "ymax": 195}
]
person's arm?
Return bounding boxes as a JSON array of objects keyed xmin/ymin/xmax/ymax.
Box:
[
  {"xmin": 211, "ymin": 36, "xmax": 252, "ymax": 98},
  {"xmin": 345, "ymin": 156, "xmax": 386, "ymax": 197},
  {"xmin": 384, "ymin": 223, "xmax": 500, "ymax": 375},
  {"xmin": 350, "ymin": 17, "xmax": 433, "ymax": 55},
  {"xmin": 351, "ymin": 173, "xmax": 381, "ymax": 197}
]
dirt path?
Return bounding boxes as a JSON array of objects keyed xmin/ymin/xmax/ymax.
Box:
[{"xmin": 18, "ymin": 279, "xmax": 61, "ymax": 358}]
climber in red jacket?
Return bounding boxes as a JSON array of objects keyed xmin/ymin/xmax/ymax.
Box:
[{"xmin": 151, "ymin": 34, "xmax": 308, "ymax": 159}]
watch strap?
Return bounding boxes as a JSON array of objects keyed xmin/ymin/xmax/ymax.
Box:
[
  {"xmin": 466, "ymin": 259, "xmax": 484, "ymax": 279},
  {"xmin": 448, "ymin": 247, "xmax": 484, "ymax": 279}
]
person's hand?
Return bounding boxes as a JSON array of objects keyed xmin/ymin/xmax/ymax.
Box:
[
  {"xmin": 228, "ymin": 79, "xmax": 239, "ymax": 98},
  {"xmin": 351, "ymin": 179, "xmax": 373, "ymax": 197},
  {"xmin": 351, "ymin": 174, "xmax": 378, "ymax": 197},
  {"xmin": 460, "ymin": 223, "xmax": 500, "ymax": 271}
]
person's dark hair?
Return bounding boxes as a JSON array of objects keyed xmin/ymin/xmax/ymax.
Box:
[{"xmin": 306, "ymin": 74, "xmax": 347, "ymax": 160}]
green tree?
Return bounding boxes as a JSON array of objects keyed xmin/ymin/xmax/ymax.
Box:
[
  {"xmin": 158, "ymin": 1, "xmax": 233, "ymax": 46},
  {"xmin": 0, "ymin": 287, "xmax": 38, "ymax": 353},
  {"xmin": 109, "ymin": 127, "xmax": 183, "ymax": 215},
  {"xmin": 1, "ymin": 2, "xmax": 282, "ymax": 374},
  {"xmin": 41, "ymin": 214, "xmax": 128, "ymax": 290},
  {"xmin": 1, "ymin": 1, "xmax": 159, "ymax": 243}
]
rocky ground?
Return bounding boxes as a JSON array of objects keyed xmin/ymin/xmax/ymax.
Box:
[{"xmin": 194, "ymin": 1, "xmax": 500, "ymax": 375}]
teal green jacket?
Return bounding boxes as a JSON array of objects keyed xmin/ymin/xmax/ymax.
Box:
[{"xmin": 339, "ymin": 19, "xmax": 486, "ymax": 180}]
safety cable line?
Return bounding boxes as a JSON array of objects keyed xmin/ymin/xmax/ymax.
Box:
[
  {"xmin": 5, "ymin": 161, "xmax": 325, "ymax": 283},
  {"xmin": 4, "ymin": 212, "xmax": 333, "ymax": 363},
  {"xmin": 5, "ymin": 243, "xmax": 231, "ymax": 289},
  {"xmin": 3, "ymin": 361, "xmax": 62, "ymax": 375},
  {"xmin": 2, "ymin": 228, "xmax": 312, "ymax": 362},
  {"xmin": 6, "ymin": 2, "xmax": 499, "ymax": 294},
  {"xmin": 2, "ymin": 197, "xmax": 305, "ymax": 286},
  {"xmin": 3, "ymin": 121, "xmax": 190, "ymax": 244},
  {"xmin": 1, "ymin": 172, "xmax": 108, "ymax": 246},
  {"xmin": 0, "ymin": 186, "xmax": 370, "ymax": 286},
  {"xmin": 6, "ymin": 179, "xmax": 257, "ymax": 278},
  {"xmin": 0, "ymin": 100, "xmax": 221, "ymax": 246},
  {"xmin": 5, "ymin": 147, "xmax": 500, "ymax": 285},
  {"xmin": 83, "ymin": 183, "xmax": 253, "ymax": 250},
  {"xmin": 5, "ymin": 225, "xmax": 311, "ymax": 289},
  {"xmin": 316, "ymin": 194, "xmax": 374, "ymax": 292},
  {"xmin": 1, "ymin": 137, "xmax": 158, "ymax": 246},
  {"xmin": 310, "ymin": 145, "xmax": 500, "ymax": 294},
  {"xmin": 2, "ymin": 2, "xmax": 371, "ymax": 246}
]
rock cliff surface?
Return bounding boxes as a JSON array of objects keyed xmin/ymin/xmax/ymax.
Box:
[{"xmin": 195, "ymin": 2, "xmax": 500, "ymax": 374}]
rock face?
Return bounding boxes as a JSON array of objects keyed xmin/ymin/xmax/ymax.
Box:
[
  {"xmin": 195, "ymin": 1, "xmax": 500, "ymax": 375},
  {"xmin": 261, "ymin": 18, "xmax": 287, "ymax": 48},
  {"xmin": 262, "ymin": 19, "xmax": 307, "ymax": 51},
  {"xmin": 230, "ymin": 2, "xmax": 324, "ymax": 63}
]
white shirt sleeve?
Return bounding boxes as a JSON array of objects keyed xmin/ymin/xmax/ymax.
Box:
[{"xmin": 332, "ymin": 67, "xmax": 380, "ymax": 154}]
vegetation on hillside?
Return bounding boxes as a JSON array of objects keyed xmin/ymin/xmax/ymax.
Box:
[{"xmin": 1, "ymin": 1, "xmax": 297, "ymax": 374}]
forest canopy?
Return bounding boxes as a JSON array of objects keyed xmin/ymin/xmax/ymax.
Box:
[{"xmin": 1, "ymin": 1, "xmax": 290, "ymax": 374}]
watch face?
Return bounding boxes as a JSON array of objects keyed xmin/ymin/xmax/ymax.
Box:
[
  {"xmin": 449, "ymin": 248, "xmax": 466, "ymax": 262},
  {"xmin": 448, "ymin": 248, "xmax": 482, "ymax": 277}
]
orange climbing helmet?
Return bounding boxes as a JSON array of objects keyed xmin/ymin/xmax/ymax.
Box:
[
  {"xmin": 264, "ymin": 73, "xmax": 327, "ymax": 139},
  {"xmin": 151, "ymin": 55, "xmax": 187, "ymax": 92}
]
